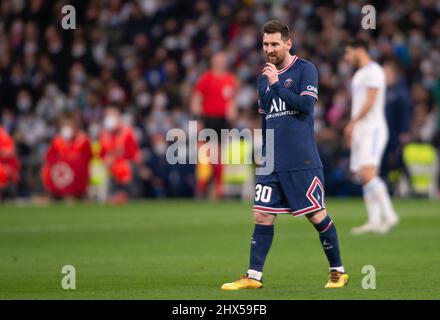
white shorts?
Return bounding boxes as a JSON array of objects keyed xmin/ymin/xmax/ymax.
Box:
[{"xmin": 350, "ymin": 123, "xmax": 388, "ymax": 173}]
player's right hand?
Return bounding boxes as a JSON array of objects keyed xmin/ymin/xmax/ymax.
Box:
[
  {"xmin": 262, "ymin": 63, "xmax": 279, "ymax": 86},
  {"xmin": 344, "ymin": 120, "xmax": 356, "ymax": 147}
]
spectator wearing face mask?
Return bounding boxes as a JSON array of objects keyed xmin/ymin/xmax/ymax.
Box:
[
  {"xmin": 41, "ymin": 114, "xmax": 92, "ymax": 199},
  {"xmin": 99, "ymin": 106, "xmax": 141, "ymax": 203}
]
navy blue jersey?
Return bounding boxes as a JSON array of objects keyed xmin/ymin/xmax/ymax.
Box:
[{"xmin": 257, "ymin": 55, "xmax": 322, "ymax": 172}]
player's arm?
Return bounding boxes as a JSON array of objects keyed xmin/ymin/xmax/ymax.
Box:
[
  {"xmin": 226, "ymin": 99, "xmax": 237, "ymax": 123},
  {"xmin": 256, "ymin": 77, "xmax": 268, "ymax": 163},
  {"xmin": 351, "ymin": 87, "xmax": 378, "ymax": 122},
  {"xmin": 344, "ymin": 87, "xmax": 378, "ymax": 143},
  {"xmin": 263, "ymin": 62, "xmax": 317, "ymax": 115},
  {"xmin": 190, "ymin": 90, "xmax": 203, "ymax": 118},
  {"xmin": 226, "ymin": 77, "xmax": 238, "ymax": 123},
  {"xmin": 256, "ymin": 77, "xmax": 267, "ymax": 140},
  {"xmin": 270, "ymin": 83, "xmax": 315, "ymax": 114},
  {"xmin": 260, "ymin": 112, "xmax": 266, "ymax": 139},
  {"xmin": 257, "ymin": 76, "xmax": 271, "ymax": 112},
  {"xmin": 190, "ymin": 74, "xmax": 206, "ymax": 118}
]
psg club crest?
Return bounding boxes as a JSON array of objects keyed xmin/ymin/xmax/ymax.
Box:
[{"xmin": 284, "ymin": 78, "xmax": 293, "ymax": 88}]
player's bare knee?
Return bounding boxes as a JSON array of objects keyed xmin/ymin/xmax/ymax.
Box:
[
  {"xmin": 359, "ymin": 166, "xmax": 378, "ymax": 184},
  {"xmin": 306, "ymin": 209, "xmax": 327, "ymax": 225},
  {"xmin": 253, "ymin": 211, "xmax": 276, "ymax": 225}
]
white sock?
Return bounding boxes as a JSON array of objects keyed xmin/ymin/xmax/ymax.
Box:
[
  {"xmin": 247, "ymin": 269, "xmax": 263, "ymax": 281},
  {"xmin": 362, "ymin": 181, "xmax": 381, "ymax": 225},
  {"xmin": 329, "ymin": 266, "xmax": 345, "ymax": 273},
  {"xmin": 368, "ymin": 177, "xmax": 398, "ymax": 222}
]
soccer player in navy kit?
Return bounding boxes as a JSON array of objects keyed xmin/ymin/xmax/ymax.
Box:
[{"xmin": 221, "ymin": 20, "xmax": 349, "ymax": 290}]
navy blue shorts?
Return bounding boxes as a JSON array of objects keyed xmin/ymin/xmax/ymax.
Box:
[{"xmin": 253, "ymin": 168, "xmax": 325, "ymax": 217}]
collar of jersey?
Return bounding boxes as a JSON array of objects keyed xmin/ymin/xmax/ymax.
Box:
[{"xmin": 278, "ymin": 55, "xmax": 298, "ymax": 74}]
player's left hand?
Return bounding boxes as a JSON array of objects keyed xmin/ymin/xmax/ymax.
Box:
[{"xmin": 262, "ymin": 63, "xmax": 279, "ymax": 86}]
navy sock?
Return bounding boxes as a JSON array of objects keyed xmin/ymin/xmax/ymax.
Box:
[
  {"xmin": 249, "ymin": 224, "xmax": 274, "ymax": 273},
  {"xmin": 312, "ymin": 215, "xmax": 343, "ymax": 270}
]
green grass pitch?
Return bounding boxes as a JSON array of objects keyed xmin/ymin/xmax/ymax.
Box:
[{"xmin": 0, "ymin": 198, "xmax": 439, "ymax": 300}]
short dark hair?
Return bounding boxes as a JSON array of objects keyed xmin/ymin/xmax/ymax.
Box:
[
  {"xmin": 346, "ymin": 38, "xmax": 369, "ymax": 51},
  {"xmin": 262, "ymin": 20, "xmax": 290, "ymax": 40},
  {"xmin": 59, "ymin": 111, "xmax": 77, "ymax": 127}
]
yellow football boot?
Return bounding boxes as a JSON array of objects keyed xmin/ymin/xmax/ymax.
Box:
[
  {"xmin": 325, "ymin": 271, "xmax": 349, "ymax": 288},
  {"xmin": 221, "ymin": 275, "xmax": 263, "ymax": 290}
]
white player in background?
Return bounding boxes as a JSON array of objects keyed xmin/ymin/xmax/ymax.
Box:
[{"xmin": 343, "ymin": 38, "xmax": 399, "ymax": 234}]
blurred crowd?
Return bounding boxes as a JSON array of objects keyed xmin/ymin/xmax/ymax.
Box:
[{"xmin": 0, "ymin": 0, "xmax": 439, "ymax": 201}]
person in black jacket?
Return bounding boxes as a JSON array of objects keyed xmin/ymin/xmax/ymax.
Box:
[{"xmin": 380, "ymin": 60, "xmax": 413, "ymax": 195}]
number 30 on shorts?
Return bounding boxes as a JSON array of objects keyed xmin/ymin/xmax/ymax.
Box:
[{"xmin": 255, "ymin": 184, "xmax": 272, "ymax": 203}]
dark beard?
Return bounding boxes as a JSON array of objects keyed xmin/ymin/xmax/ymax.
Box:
[{"xmin": 265, "ymin": 54, "xmax": 284, "ymax": 69}]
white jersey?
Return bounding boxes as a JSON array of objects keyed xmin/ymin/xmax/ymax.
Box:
[
  {"xmin": 350, "ymin": 61, "xmax": 387, "ymax": 128},
  {"xmin": 349, "ymin": 61, "xmax": 388, "ymax": 172}
]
